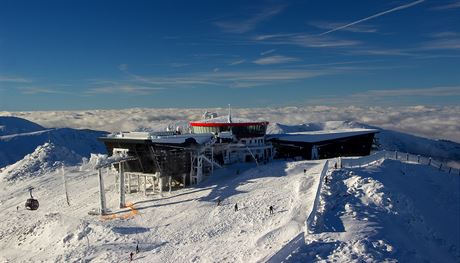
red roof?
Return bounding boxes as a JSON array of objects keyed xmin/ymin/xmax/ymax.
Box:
[{"xmin": 190, "ymin": 121, "xmax": 269, "ymax": 127}]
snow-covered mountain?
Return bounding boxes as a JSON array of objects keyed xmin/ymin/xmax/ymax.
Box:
[
  {"xmin": 0, "ymin": 117, "xmax": 108, "ymax": 169},
  {"xmin": 0, "ymin": 116, "xmax": 45, "ymax": 136}
]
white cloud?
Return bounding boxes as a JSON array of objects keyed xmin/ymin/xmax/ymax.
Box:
[
  {"xmin": 229, "ymin": 59, "xmax": 246, "ymax": 66},
  {"xmin": 0, "ymin": 76, "xmax": 32, "ymax": 83},
  {"xmin": 86, "ymin": 85, "xmax": 164, "ymax": 95},
  {"xmin": 310, "ymin": 21, "xmax": 377, "ymax": 33},
  {"xmin": 5, "ymin": 105, "xmax": 460, "ymax": 143},
  {"xmin": 253, "ymin": 55, "xmax": 300, "ymax": 65},
  {"xmin": 118, "ymin": 64, "xmax": 128, "ymax": 71},
  {"xmin": 359, "ymin": 86, "xmax": 460, "ymax": 97},
  {"xmin": 260, "ymin": 49, "xmax": 276, "ymax": 56},
  {"xmin": 16, "ymin": 87, "xmax": 72, "ymax": 95},
  {"xmin": 214, "ymin": 5, "xmax": 285, "ymax": 33},
  {"xmin": 432, "ymin": 1, "xmax": 460, "ymax": 10},
  {"xmin": 129, "ymin": 68, "xmax": 332, "ymax": 89},
  {"xmin": 254, "ymin": 33, "xmax": 360, "ymax": 48},
  {"xmin": 421, "ymin": 38, "xmax": 460, "ymax": 50}
]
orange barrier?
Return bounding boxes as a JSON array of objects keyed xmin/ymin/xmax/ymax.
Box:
[{"xmin": 100, "ymin": 202, "xmax": 139, "ymax": 221}]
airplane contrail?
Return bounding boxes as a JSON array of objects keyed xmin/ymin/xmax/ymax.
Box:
[{"xmin": 319, "ymin": 0, "xmax": 425, "ymax": 36}]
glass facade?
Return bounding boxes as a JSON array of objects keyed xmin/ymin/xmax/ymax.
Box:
[{"xmin": 191, "ymin": 123, "xmax": 268, "ymax": 138}]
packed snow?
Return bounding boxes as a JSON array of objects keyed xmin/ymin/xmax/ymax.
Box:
[{"xmin": 0, "ymin": 159, "xmax": 325, "ymax": 262}]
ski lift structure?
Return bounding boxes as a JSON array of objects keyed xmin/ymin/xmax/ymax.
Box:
[
  {"xmin": 95, "ymin": 150, "xmax": 137, "ymax": 215},
  {"xmin": 25, "ymin": 186, "xmax": 39, "ymax": 210}
]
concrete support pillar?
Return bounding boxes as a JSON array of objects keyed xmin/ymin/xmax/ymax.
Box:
[
  {"xmin": 143, "ymin": 175, "xmax": 147, "ymax": 196},
  {"xmin": 190, "ymin": 155, "xmax": 195, "ymax": 185},
  {"xmin": 197, "ymin": 156, "xmax": 203, "ymax": 183},
  {"xmin": 211, "ymin": 147, "xmax": 214, "ymax": 175},
  {"xmin": 119, "ymin": 162, "xmax": 126, "ymax": 208},
  {"xmin": 183, "ymin": 173, "xmax": 186, "ymax": 188},
  {"xmin": 98, "ymin": 168, "xmax": 107, "ymax": 215},
  {"xmin": 127, "ymin": 173, "xmax": 131, "ymax": 194},
  {"xmin": 159, "ymin": 177, "xmax": 163, "ymax": 194},
  {"xmin": 168, "ymin": 176, "xmax": 172, "ymax": 193}
]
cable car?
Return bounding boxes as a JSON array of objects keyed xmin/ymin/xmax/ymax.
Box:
[{"xmin": 25, "ymin": 187, "xmax": 39, "ymax": 210}]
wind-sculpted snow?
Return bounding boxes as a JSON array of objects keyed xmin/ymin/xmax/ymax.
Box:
[
  {"xmin": 0, "ymin": 142, "xmax": 83, "ymax": 181},
  {"xmin": 284, "ymin": 159, "xmax": 460, "ymax": 262}
]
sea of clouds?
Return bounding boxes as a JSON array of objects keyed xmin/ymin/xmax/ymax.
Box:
[{"xmin": 1, "ymin": 105, "xmax": 459, "ymax": 143}]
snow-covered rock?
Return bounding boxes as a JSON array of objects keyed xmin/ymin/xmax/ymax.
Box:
[
  {"xmin": 0, "ymin": 142, "xmax": 83, "ymax": 181},
  {"xmin": 79, "ymin": 153, "xmax": 108, "ymax": 171}
]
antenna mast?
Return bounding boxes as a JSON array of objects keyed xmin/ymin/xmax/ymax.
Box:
[{"xmin": 227, "ymin": 104, "xmax": 232, "ymax": 123}]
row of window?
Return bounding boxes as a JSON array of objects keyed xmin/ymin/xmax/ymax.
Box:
[
  {"xmin": 192, "ymin": 124, "xmax": 267, "ymax": 138},
  {"xmin": 240, "ymin": 138, "xmax": 264, "ymax": 145}
]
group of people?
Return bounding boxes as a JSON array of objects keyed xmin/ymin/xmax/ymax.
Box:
[
  {"xmin": 217, "ymin": 198, "xmax": 275, "ymax": 215},
  {"xmin": 129, "ymin": 243, "xmax": 140, "ymax": 261}
]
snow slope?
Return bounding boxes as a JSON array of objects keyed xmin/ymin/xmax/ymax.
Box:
[
  {"xmin": 0, "ymin": 116, "xmax": 45, "ymax": 136},
  {"xmin": 283, "ymin": 159, "xmax": 460, "ymax": 262},
  {"xmin": 0, "ymin": 117, "xmax": 108, "ymax": 168},
  {"xmin": 0, "ymin": 160, "xmax": 324, "ymax": 262}
]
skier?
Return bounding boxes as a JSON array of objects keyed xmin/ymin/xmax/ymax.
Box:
[
  {"xmin": 234, "ymin": 203, "xmax": 238, "ymax": 212},
  {"xmin": 136, "ymin": 243, "xmax": 139, "ymax": 253},
  {"xmin": 334, "ymin": 162, "xmax": 338, "ymax": 169},
  {"xmin": 303, "ymin": 168, "xmax": 306, "ymax": 175},
  {"xmin": 217, "ymin": 198, "xmax": 221, "ymax": 206},
  {"xmin": 130, "ymin": 252, "xmax": 134, "ymax": 261},
  {"xmin": 269, "ymin": 205, "xmax": 274, "ymax": 215},
  {"xmin": 325, "ymin": 175, "xmax": 329, "ymax": 184}
]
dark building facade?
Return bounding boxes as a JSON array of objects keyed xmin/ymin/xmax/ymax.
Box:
[{"xmin": 268, "ymin": 130, "xmax": 378, "ymax": 160}]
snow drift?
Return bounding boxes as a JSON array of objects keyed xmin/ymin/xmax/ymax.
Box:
[{"xmin": 283, "ymin": 159, "xmax": 460, "ymax": 262}]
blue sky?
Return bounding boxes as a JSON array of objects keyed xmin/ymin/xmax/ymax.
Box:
[{"xmin": 0, "ymin": 0, "xmax": 459, "ymax": 110}]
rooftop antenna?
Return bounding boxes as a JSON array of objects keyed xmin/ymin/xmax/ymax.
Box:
[{"xmin": 227, "ymin": 104, "xmax": 232, "ymax": 123}]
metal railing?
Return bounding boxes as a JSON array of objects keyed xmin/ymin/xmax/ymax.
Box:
[{"xmin": 340, "ymin": 150, "xmax": 460, "ymax": 176}]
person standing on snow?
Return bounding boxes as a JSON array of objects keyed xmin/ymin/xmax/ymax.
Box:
[
  {"xmin": 269, "ymin": 205, "xmax": 274, "ymax": 215},
  {"xmin": 130, "ymin": 252, "xmax": 134, "ymax": 261},
  {"xmin": 217, "ymin": 198, "xmax": 221, "ymax": 206},
  {"xmin": 234, "ymin": 203, "xmax": 238, "ymax": 212}
]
